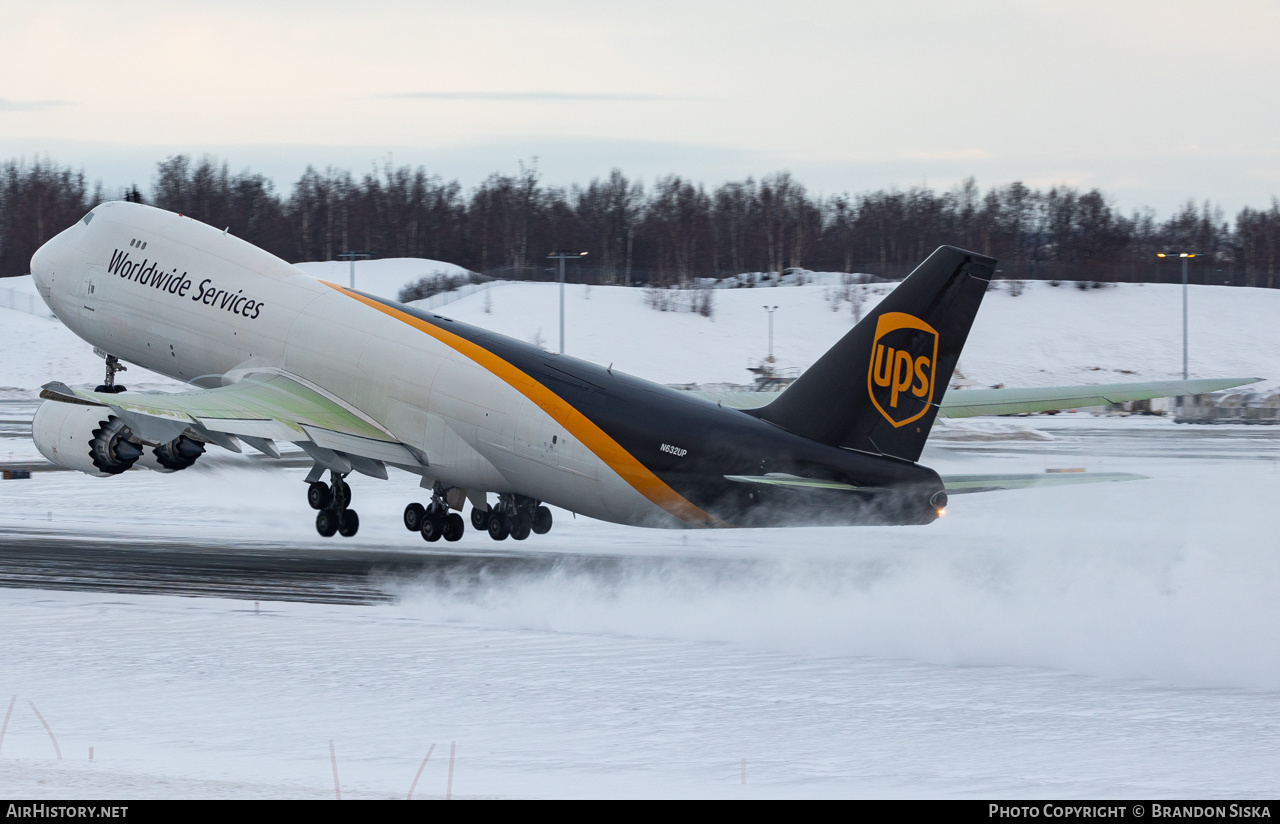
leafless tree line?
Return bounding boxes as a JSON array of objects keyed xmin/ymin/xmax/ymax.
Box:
[{"xmin": 4, "ymin": 155, "xmax": 1280, "ymax": 288}]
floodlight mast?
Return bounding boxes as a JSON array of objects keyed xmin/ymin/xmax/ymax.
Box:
[
  {"xmin": 338, "ymin": 251, "xmax": 371, "ymax": 290},
  {"xmin": 763, "ymin": 305, "xmax": 779, "ymax": 362},
  {"xmin": 547, "ymin": 251, "xmax": 588, "ymax": 354},
  {"xmin": 1157, "ymin": 252, "xmax": 1197, "ymax": 381}
]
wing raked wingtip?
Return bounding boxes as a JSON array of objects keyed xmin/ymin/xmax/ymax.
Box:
[
  {"xmin": 941, "ymin": 470, "xmax": 1150, "ymax": 495},
  {"xmin": 39, "ymin": 381, "xmax": 102, "ymax": 406}
]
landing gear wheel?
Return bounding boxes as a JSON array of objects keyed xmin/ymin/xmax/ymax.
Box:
[
  {"xmin": 308, "ymin": 482, "xmax": 332, "ymax": 510},
  {"xmin": 509, "ymin": 515, "xmax": 532, "ymax": 541},
  {"xmin": 442, "ymin": 512, "xmax": 465, "ymax": 542},
  {"xmin": 471, "ymin": 507, "xmax": 491, "ymax": 530},
  {"xmin": 338, "ymin": 509, "xmax": 360, "ymax": 537},
  {"xmin": 420, "ymin": 514, "xmax": 444, "ymax": 543},
  {"xmin": 531, "ymin": 505, "xmax": 553, "ymax": 535},
  {"xmin": 404, "ymin": 502, "xmax": 426, "ymax": 531},
  {"xmin": 316, "ymin": 509, "xmax": 339, "ymax": 537},
  {"xmin": 98, "ymin": 355, "xmax": 127, "ymax": 394},
  {"xmin": 487, "ymin": 514, "xmax": 510, "ymax": 541},
  {"xmin": 332, "ymin": 479, "xmax": 352, "ymax": 510}
]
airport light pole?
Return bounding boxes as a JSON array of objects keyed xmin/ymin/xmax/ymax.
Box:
[
  {"xmin": 337, "ymin": 251, "xmax": 370, "ymax": 290},
  {"xmin": 1157, "ymin": 252, "xmax": 1197, "ymax": 380},
  {"xmin": 547, "ymin": 251, "xmax": 588, "ymax": 354},
  {"xmin": 763, "ymin": 305, "xmax": 779, "ymax": 362}
]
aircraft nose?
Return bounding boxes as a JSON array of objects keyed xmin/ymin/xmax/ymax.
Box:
[{"xmin": 30, "ymin": 232, "xmax": 62, "ymax": 291}]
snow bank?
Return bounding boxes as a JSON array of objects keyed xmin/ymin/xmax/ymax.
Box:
[{"xmin": 293, "ymin": 257, "xmax": 470, "ymax": 302}]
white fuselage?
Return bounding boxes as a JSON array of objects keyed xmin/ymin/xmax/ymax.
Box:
[{"xmin": 30, "ymin": 202, "xmax": 677, "ymax": 527}]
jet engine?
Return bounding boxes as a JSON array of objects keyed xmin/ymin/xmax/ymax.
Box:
[
  {"xmin": 139, "ymin": 434, "xmax": 205, "ymax": 472},
  {"xmin": 32, "ymin": 400, "xmax": 204, "ymax": 476}
]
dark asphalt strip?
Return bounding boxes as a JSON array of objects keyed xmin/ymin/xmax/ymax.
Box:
[{"xmin": 0, "ymin": 529, "xmax": 751, "ymax": 606}]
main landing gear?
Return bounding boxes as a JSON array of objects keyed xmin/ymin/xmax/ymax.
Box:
[
  {"xmin": 309, "ymin": 471, "xmax": 359, "ymax": 538},
  {"xmin": 95, "ymin": 354, "xmax": 128, "ymax": 394},
  {"xmin": 404, "ymin": 483, "xmax": 465, "ymax": 543},
  {"xmin": 402, "ymin": 489, "xmax": 555, "ymax": 543},
  {"xmin": 472, "ymin": 494, "xmax": 552, "ymax": 542}
]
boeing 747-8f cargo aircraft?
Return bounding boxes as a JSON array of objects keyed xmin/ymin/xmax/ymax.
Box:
[{"xmin": 26, "ymin": 202, "xmax": 1255, "ymax": 541}]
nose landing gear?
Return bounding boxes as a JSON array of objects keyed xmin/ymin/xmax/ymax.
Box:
[
  {"xmin": 95, "ymin": 354, "xmax": 128, "ymax": 394},
  {"xmin": 310, "ymin": 471, "xmax": 358, "ymax": 538}
]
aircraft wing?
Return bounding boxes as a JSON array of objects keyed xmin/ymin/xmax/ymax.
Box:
[
  {"xmin": 936, "ymin": 377, "xmax": 1262, "ymax": 418},
  {"xmin": 39, "ymin": 373, "xmax": 424, "ymax": 478},
  {"xmin": 725, "ymin": 470, "xmax": 1146, "ymax": 496},
  {"xmin": 941, "ymin": 471, "xmax": 1146, "ymax": 494},
  {"xmin": 689, "ymin": 377, "xmax": 1261, "ymax": 416}
]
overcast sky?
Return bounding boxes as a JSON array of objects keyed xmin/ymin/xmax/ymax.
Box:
[{"xmin": 3, "ymin": 0, "xmax": 1278, "ymax": 216}]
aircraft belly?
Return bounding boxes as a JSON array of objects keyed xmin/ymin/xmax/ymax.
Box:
[
  {"xmin": 416, "ymin": 342, "xmax": 670, "ymax": 523},
  {"xmin": 464, "ymin": 387, "xmax": 671, "ymax": 526},
  {"xmin": 284, "ymin": 291, "xmax": 676, "ymax": 526}
]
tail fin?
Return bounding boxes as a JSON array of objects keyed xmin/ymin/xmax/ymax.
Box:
[{"xmin": 751, "ymin": 246, "xmax": 994, "ymax": 462}]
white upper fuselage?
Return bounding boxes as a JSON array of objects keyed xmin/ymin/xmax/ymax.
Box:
[{"xmin": 30, "ymin": 202, "xmax": 675, "ymax": 527}]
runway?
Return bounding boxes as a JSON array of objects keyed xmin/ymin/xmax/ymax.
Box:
[
  {"xmin": 2, "ymin": 415, "xmax": 1280, "ymax": 796},
  {"xmin": 0, "ymin": 527, "xmax": 745, "ymax": 605}
]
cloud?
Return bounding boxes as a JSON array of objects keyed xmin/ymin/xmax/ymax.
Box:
[
  {"xmin": 899, "ymin": 148, "xmax": 994, "ymax": 161},
  {"xmin": 383, "ymin": 91, "xmax": 676, "ymax": 102},
  {"xmin": 0, "ymin": 98, "xmax": 70, "ymax": 112}
]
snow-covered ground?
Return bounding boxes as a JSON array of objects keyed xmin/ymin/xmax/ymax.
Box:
[
  {"xmin": 1, "ymin": 265, "xmax": 1279, "ymax": 797},
  {"xmin": 2, "ymin": 419, "xmax": 1280, "ymax": 798}
]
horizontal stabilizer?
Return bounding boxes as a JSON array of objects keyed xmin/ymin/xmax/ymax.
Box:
[
  {"xmin": 723, "ymin": 473, "xmax": 885, "ymax": 492},
  {"xmin": 942, "ymin": 471, "xmax": 1147, "ymax": 494}
]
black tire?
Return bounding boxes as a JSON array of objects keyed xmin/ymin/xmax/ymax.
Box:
[
  {"xmin": 420, "ymin": 514, "xmax": 444, "ymax": 543},
  {"xmin": 332, "ymin": 480, "xmax": 351, "ymax": 510},
  {"xmin": 487, "ymin": 513, "xmax": 510, "ymax": 541},
  {"xmin": 531, "ymin": 505, "xmax": 553, "ymax": 535},
  {"xmin": 470, "ymin": 507, "xmax": 491, "ymax": 530},
  {"xmin": 404, "ymin": 502, "xmax": 426, "ymax": 531},
  {"xmin": 443, "ymin": 512, "xmax": 465, "ymax": 542},
  {"xmin": 113, "ymin": 385, "xmax": 126, "ymax": 393},
  {"xmin": 95, "ymin": 384, "xmax": 110, "ymax": 393},
  {"xmin": 316, "ymin": 509, "xmax": 338, "ymax": 537},
  {"xmin": 308, "ymin": 482, "xmax": 331, "ymax": 511},
  {"xmin": 338, "ymin": 509, "xmax": 360, "ymax": 537},
  {"xmin": 509, "ymin": 515, "xmax": 531, "ymax": 541}
]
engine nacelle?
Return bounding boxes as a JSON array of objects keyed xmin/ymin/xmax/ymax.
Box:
[
  {"xmin": 33, "ymin": 400, "xmax": 142, "ymax": 477},
  {"xmin": 33, "ymin": 401, "xmax": 207, "ymax": 477},
  {"xmin": 134, "ymin": 434, "xmax": 206, "ymax": 473}
]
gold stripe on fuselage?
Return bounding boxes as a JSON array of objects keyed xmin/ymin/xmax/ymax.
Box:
[{"xmin": 325, "ymin": 283, "xmax": 728, "ymax": 527}]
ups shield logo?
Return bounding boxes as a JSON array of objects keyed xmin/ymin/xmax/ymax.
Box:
[{"xmin": 867, "ymin": 312, "xmax": 939, "ymax": 428}]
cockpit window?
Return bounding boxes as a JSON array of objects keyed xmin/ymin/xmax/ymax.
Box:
[{"xmin": 81, "ymin": 212, "xmax": 95, "ymax": 225}]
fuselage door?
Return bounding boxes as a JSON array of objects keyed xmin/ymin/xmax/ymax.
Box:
[{"xmin": 80, "ymin": 266, "xmax": 100, "ymax": 314}]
